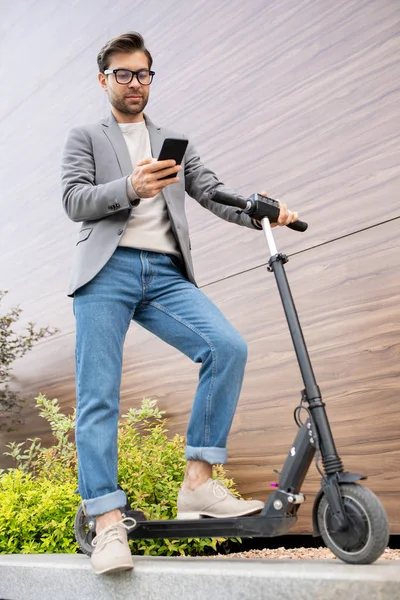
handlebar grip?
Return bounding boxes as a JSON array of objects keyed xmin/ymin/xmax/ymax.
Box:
[
  {"xmin": 287, "ymin": 220, "xmax": 308, "ymax": 232},
  {"xmin": 209, "ymin": 189, "xmax": 247, "ymax": 209}
]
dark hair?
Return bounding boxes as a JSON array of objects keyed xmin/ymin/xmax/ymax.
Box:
[{"xmin": 97, "ymin": 31, "xmax": 153, "ymax": 72}]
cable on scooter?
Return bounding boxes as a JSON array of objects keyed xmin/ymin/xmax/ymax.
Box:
[
  {"xmin": 294, "ymin": 399, "xmax": 309, "ymax": 428},
  {"xmin": 294, "ymin": 397, "xmax": 325, "ymax": 479}
]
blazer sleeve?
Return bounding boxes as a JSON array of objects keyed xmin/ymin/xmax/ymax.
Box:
[
  {"xmin": 183, "ymin": 140, "xmax": 262, "ymax": 231},
  {"xmin": 61, "ymin": 126, "xmax": 140, "ymax": 222}
]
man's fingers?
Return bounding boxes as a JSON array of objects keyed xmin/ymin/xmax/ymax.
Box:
[
  {"xmin": 278, "ymin": 202, "xmax": 288, "ymax": 225},
  {"xmin": 284, "ymin": 211, "xmax": 294, "ymax": 225},
  {"xmin": 160, "ymin": 176, "xmax": 180, "ymax": 187},
  {"xmin": 149, "ymin": 176, "xmax": 181, "ymax": 196},
  {"xmin": 284, "ymin": 211, "xmax": 298, "ymax": 225},
  {"xmin": 136, "ymin": 157, "xmax": 153, "ymax": 167},
  {"xmin": 155, "ymin": 166, "xmax": 182, "ymax": 180},
  {"xmin": 136, "ymin": 158, "xmax": 176, "ymax": 172},
  {"xmin": 147, "ymin": 159, "xmax": 178, "ymax": 173}
]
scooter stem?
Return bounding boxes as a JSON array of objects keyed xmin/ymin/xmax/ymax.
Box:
[
  {"xmin": 261, "ymin": 217, "xmax": 344, "ymax": 476},
  {"xmin": 261, "ymin": 216, "xmax": 278, "ymax": 257}
]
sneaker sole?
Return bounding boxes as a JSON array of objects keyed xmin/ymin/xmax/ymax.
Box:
[
  {"xmin": 176, "ymin": 507, "xmax": 263, "ymax": 520},
  {"xmin": 93, "ymin": 561, "xmax": 134, "ymax": 575}
]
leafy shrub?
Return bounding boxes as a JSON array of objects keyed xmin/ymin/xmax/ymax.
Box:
[
  {"xmin": 0, "ymin": 396, "xmax": 242, "ymax": 555},
  {"xmin": 0, "ymin": 470, "xmax": 80, "ymax": 554},
  {"xmin": 0, "ymin": 290, "xmax": 58, "ymax": 430},
  {"xmin": 3, "ymin": 394, "xmax": 77, "ymax": 482}
]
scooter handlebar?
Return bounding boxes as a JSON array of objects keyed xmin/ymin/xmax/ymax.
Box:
[
  {"xmin": 287, "ymin": 220, "xmax": 308, "ymax": 232},
  {"xmin": 209, "ymin": 189, "xmax": 308, "ymax": 232},
  {"xmin": 208, "ymin": 189, "xmax": 248, "ymax": 209}
]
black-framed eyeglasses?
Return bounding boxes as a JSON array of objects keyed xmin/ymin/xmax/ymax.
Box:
[{"xmin": 104, "ymin": 68, "xmax": 155, "ymax": 85}]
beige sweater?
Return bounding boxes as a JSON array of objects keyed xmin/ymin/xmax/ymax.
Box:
[{"xmin": 118, "ymin": 121, "xmax": 179, "ymax": 256}]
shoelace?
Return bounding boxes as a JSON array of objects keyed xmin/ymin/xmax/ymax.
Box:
[
  {"xmin": 92, "ymin": 516, "xmax": 137, "ymax": 548},
  {"xmin": 211, "ymin": 479, "xmax": 230, "ymax": 499}
]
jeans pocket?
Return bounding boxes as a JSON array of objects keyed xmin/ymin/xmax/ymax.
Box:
[{"xmin": 163, "ymin": 253, "xmax": 183, "ymax": 271}]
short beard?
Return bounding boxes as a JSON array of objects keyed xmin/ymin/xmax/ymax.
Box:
[{"xmin": 110, "ymin": 93, "xmax": 148, "ymax": 116}]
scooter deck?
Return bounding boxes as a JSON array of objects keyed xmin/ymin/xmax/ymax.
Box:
[{"xmin": 125, "ymin": 511, "xmax": 297, "ymax": 540}]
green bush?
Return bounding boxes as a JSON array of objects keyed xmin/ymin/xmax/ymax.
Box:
[
  {"xmin": 0, "ymin": 470, "xmax": 80, "ymax": 554},
  {"xmin": 0, "ymin": 396, "xmax": 242, "ymax": 556},
  {"xmin": 0, "ymin": 290, "xmax": 58, "ymax": 430}
]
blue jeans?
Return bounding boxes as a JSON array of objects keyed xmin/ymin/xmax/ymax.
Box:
[{"xmin": 73, "ymin": 247, "xmax": 247, "ymax": 516}]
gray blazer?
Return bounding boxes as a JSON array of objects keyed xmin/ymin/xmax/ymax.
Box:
[{"xmin": 61, "ymin": 112, "xmax": 260, "ymax": 296}]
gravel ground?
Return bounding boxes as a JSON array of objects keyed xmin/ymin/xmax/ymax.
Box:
[{"xmin": 209, "ymin": 547, "xmax": 400, "ymax": 560}]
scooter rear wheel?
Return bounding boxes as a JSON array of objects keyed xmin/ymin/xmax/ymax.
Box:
[
  {"xmin": 74, "ymin": 504, "xmax": 96, "ymax": 556},
  {"xmin": 317, "ymin": 482, "xmax": 389, "ymax": 564}
]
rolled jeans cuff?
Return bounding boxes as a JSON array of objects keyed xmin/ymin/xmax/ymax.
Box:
[
  {"xmin": 82, "ymin": 488, "xmax": 127, "ymax": 517},
  {"xmin": 185, "ymin": 445, "xmax": 227, "ymax": 465}
]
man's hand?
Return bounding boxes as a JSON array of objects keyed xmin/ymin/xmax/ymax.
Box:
[
  {"xmin": 257, "ymin": 191, "xmax": 298, "ymax": 227},
  {"xmin": 130, "ymin": 158, "xmax": 182, "ymax": 198}
]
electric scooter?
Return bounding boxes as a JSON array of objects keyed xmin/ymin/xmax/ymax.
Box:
[{"xmin": 74, "ymin": 190, "xmax": 389, "ymax": 564}]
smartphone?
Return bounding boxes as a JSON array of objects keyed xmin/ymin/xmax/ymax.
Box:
[{"xmin": 157, "ymin": 138, "xmax": 188, "ymax": 179}]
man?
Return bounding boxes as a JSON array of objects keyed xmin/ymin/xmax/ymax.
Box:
[{"xmin": 61, "ymin": 31, "xmax": 298, "ymax": 574}]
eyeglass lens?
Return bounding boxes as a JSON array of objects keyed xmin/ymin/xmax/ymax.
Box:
[{"xmin": 116, "ymin": 69, "xmax": 152, "ymax": 84}]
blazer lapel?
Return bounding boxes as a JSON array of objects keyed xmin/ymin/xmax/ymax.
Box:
[
  {"xmin": 145, "ymin": 114, "xmax": 164, "ymax": 158},
  {"xmin": 145, "ymin": 115, "xmax": 176, "ymax": 207},
  {"xmin": 101, "ymin": 113, "xmax": 132, "ymax": 177}
]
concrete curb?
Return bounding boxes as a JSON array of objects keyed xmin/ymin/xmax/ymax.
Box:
[{"xmin": 0, "ymin": 554, "xmax": 399, "ymax": 600}]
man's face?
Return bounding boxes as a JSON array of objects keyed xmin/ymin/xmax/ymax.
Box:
[{"xmin": 99, "ymin": 50, "xmax": 151, "ymax": 119}]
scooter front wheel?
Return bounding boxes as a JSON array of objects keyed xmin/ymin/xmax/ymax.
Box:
[{"xmin": 317, "ymin": 482, "xmax": 389, "ymax": 564}]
